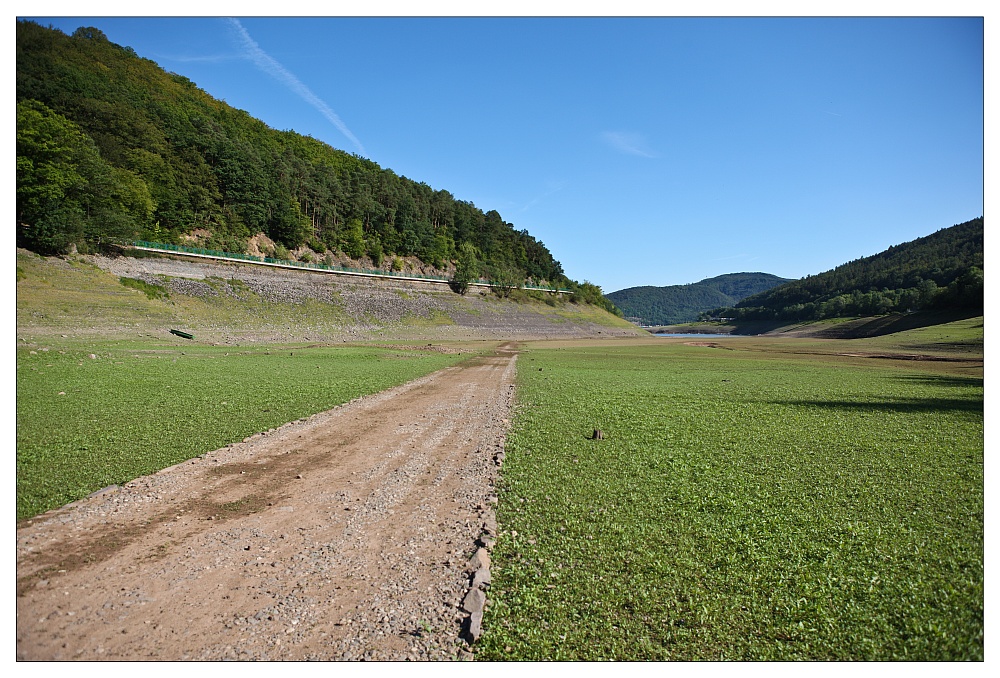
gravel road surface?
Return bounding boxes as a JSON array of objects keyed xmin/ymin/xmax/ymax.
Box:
[{"xmin": 16, "ymin": 345, "xmax": 517, "ymax": 661}]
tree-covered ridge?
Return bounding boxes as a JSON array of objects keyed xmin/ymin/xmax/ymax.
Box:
[
  {"xmin": 15, "ymin": 21, "xmax": 572, "ymax": 292},
  {"xmin": 607, "ymin": 273, "xmax": 791, "ymax": 325},
  {"xmin": 706, "ymin": 217, "xmax": 984, "ymax": 321}
]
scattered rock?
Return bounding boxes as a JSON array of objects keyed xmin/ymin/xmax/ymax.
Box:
[
  {"xmin": 460, "ymin": 587, "xmax": 485, "ymax": 616},
  {"xmin": 471, "ymin": 568, "xmax": 491, "ymax": 589},
  {"xmin": 467, "ymin": 548, "xmax": 491, "ymax": 573},
  {"xmin": 77, "ymin": 253, "xmax": 644, "ymax": 342},
  {"xmin": 462, "ymin": 608, "xmax": 484, "ymax": 644}
]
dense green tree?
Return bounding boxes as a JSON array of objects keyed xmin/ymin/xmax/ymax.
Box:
[
  {"xmin": 366, "ymin": 233, "xmax": 384, "ymax": 267},
  {"xmin": 450, "ymin": 242, "xmax": 480, "ymax": 295},
  {"xmin": 268, "ymin": 198, "xmax": 312, "ymax": 249},
  {"xmin": 17, "ymin": 99, "xmax": 151, "ymax": 254},
  {"xmin": 569, "ymin": 281, "xmax": 623, "ymax": 317},
  {"xmin": 487, "ymin": 263, "xmax": 524, "ymax": 299},
  {"xmin": 341, "ymin": 219, "xmax": 366, "ymax": 259}
]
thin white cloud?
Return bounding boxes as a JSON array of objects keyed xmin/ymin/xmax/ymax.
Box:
[
  {"xmin": 225, "ymin": 18, "xmax": 365, "ymax": 156},
  {"xmin": 601, "ymin": 130, "xmax": 658, "ymax": 158},
  {"xmin": 520, "ymin": 180, "xmax": 568, "ymax": 212}
]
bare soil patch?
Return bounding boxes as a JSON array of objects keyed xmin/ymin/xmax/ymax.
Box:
[
  {"xmin": 16, "ymin": 345, "xmax": 518, "ymax": 661},
  {"xmin": 682, "ymin": 341, "xmax": 732, "ymax": 349},
  {"xmin": 833, "ymin": 351, "xmax": 980, "ymax": 363}
]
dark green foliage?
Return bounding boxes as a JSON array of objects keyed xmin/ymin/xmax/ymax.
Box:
[
  {"xmin": 608, "ymin": 273, "xmax": 791, "ymax": 325},
  {"xmin": 341, "ymin": 219, "xmax": 366, "ymax": 260},
  {"xmin": 487, "ymin": 263, "xmax": 524, "ymax": 298},
  {"xmin": 366, "ymin": 233, "xmax": 384, "ymax": 267},
  {"xmin": 16, "ymin": 99, "xmax": 153, "ymax": 254},
  {"xmin": 708, "ymin": 218, "xmax": 984, "ymax": 322},
  {"xmin": 16, "ymin": 21, "xmax": 573, "ymax": 294},
  {"xmin": 449, "ymin": 242, "xmax": 480, "ymax": 295},
  {"xmin": 568, "ymin": 281, "xmax": 623, "ymax": 317}
]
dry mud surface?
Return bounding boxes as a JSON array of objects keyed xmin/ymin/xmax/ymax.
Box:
[{"xmin": 16, "ymin": 346, "xmax": 517, "ymax": 661}]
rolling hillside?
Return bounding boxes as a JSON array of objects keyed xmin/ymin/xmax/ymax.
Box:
[
  {"xmin": 708, "ymin": 217, "xmax": 983, "ymax": 322},
  {"xmin": 607, "ymin": 272, "xmax": 791, "ymax": 325}
]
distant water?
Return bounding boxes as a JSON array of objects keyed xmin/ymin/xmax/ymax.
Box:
[{"xmin": 653, "ymin": 333, "xmax": 735, "ymax": 338}]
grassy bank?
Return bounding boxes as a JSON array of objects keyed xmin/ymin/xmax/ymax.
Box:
[
  {"xmin": 15, "ymin": 248, "xmax": 639, "ymax": 344},
  {"xmin": 16, "ymin": 340, "xmax": 474, "ymax": 520},
  {"xmin": 480, "ymin": 331, "xmax": 983, "ymax": 660}
]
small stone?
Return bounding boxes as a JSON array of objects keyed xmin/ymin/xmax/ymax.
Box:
[
  {"xmin": 461, "ymin": 587, "xmax": 486, "ymax": 615},
  {"xmin": 463, "ymin": 608, "xmax": 484, "ymax": 643},
  {"xmin": 467, "ymin": 548, "xmax": 491, "ymax": 573},
  {"xmin": 471, "ymin": 568, "xmax": 491, "ymax": 589}
]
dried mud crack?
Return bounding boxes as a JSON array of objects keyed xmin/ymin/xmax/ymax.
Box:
[{"xmin": 16, "ymin": 344, "xmax": 518, "ymax": 661}]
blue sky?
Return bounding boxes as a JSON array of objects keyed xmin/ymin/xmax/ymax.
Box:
[{"xmin": 20, "ymin": 11, "xmax": 985, "ymax": 293}]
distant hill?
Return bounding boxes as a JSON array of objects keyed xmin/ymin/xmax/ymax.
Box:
[
  {"xmin": 607, "ymin": 272, "xmax": 792, "ymax": 325},
  {"xmin": 707, "ymin": 217, "xmax": 983, "ymax": 322}
]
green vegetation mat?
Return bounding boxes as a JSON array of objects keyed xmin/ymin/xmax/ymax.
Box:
[
  {"xmin": 16, "ymin": 341, "xmax": 470, "ymax": 520},
  {"xmin": 480, "ymin": 336, "xmax": 983, "ymax": 660}
]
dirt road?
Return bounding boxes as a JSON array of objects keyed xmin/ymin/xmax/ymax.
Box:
[{"xmin": 16, "ymin": 345, "xmax": 517, "ymax": 661}]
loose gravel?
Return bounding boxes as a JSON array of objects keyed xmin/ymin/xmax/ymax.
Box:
[{"xmin": 16, "ymin": 346, "xmax": 517, "ymax": 661}]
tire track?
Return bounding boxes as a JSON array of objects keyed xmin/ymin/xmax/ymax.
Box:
[{"xmin": 17, "ymin": 344, "xmax": 518, "ymax": 660}]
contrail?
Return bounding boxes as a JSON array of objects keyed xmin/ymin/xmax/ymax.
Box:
[
  {"xmin": 225, "ymin": 18, "xmax": 365, "ymax": 156},
  {"xmin": 601, "ymin": 130, "xmax": 658, "ymax": 158},
  {"xmin": 520, "ymin": 180, "xmax": 568, "ymax": 212}
]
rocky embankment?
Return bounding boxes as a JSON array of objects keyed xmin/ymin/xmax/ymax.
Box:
[{"xmin": 86, "ymin": 252, "xmax": 640, "ymax": 343}]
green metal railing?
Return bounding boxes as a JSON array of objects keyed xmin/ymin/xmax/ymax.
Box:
[{"xmin": 131, "ymin": 241, "xmax": 571, "ymax": 293}]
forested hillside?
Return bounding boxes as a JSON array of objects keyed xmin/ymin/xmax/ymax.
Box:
[
  {"xmin": 608, "ymin": 273, "xmax": 791, "ymax": 325},
  {"xmin": 16, "ymin": 21, "xmax": 620, "ymax": 310},
  {"xmin": 706, "ymin": 217, "xmax": 983, "ymax": 322}
]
